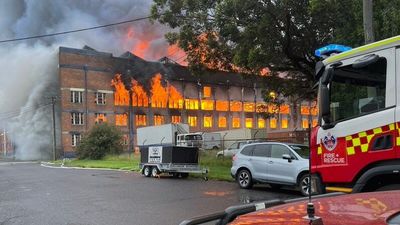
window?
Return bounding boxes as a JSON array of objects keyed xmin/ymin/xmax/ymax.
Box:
[
  {"xmin": 203, "ymin": 86, "xmax": 211, "ymax": 98},
  {"xmin": 154, "ymin": 115, "xmax": 164, "ymax": 125},
  {"xmin": 123, "ymin": 134, "xmax": 129, "ymax": 145},
  {"xmin": 95, "ymin": 92, "xmax": 106, "ymax": 105},
  {"xmin": 301, "ymin": 106, "xmax": 310, "ymax": 115},
  {"xmin": 279, "ymin": 104, "xmax": 290, "ymax": 114},
  {"xmin": 71, "ymin": 112, "xmax": 84, "ymax": 125},
  {"xmin": 203, "ymin": 116, "xmax": 213, "ymax": 128},
  {"xmin": 218, "ymin": 116, "xmax": 227, "ymax": 128},
  {"xmin": 185, "ymin": 99, "xmax": 199, "ymax": 110},
  {"xmin": 289, "ymin": 145, "xmax": 309, "ymax": 159},
  {"xmin": 136, "ymin": 114, "xmax": 147, "ymax": 126},
  {"xmin": 252, "ymin": 144, "xmax": 270, "ymax": 157},
  {"xmin": 269, "ymin": 118, "xmax": 277, "ymax": 129},
  {"xmin": 230, "ymin": 101, "xmax": 242, "ymax": 112},
  {"xmin": 270, "ymin": 144, "xmax": 290, "ymax": 158},
  {"xmin": 302, "ymin": 118, "xmax": 309, "ymax": 129},
  {"xmin": 201, "ymin": 100, "xmax": 214, "ymax": 110},
  {"xmin": 258, "ymin": 118, "xmax": 265, "ymax": 128},
  {"xmin": 232, "ymin": 117, "xmax": 240, "ymax": 128},
  {"xmin": 71, "ymin": 91, "xmax": 83, "ymax": 103},
  {"xmin": 95, "ymin": 113, "xmax": 107, "ymax": 124},
  {"xmin": 171, "ymin": 115, "xmax": 181, "ymax": 124},
  {"xmin": 244, "ymin": 102, "xmax": 255, "ymax": 112},
  {"xmin": 241, "ymin": 145, "xmax": 254, "ymax": 156},
  {"xmin": 216, "ymin": 101, "xmax": 229, "ymax": 111},
  {"xmin": 115, "ymin": 114, "xmax": 127, "ymax": 126},
  {"xmin": 245, "ymin": 118, "xmax": 253, "ymax": 128},
  {"xmin": 281, "ymin": 117, "xmax": 288, "ymax": 129},
  {"xmin": 312, "ymin": 119, "xmax": 318, "ymax": 127},
  {"xmin": 329, "ymin": 58, "xmax": 387, "ymax": 122},
  {"xmin": 188, "ymin": 116, "xmax": 197, "ymax": 127},
  {"xmin": 71, "ymin": 134, "xmax": 81, "ymax": 147}
]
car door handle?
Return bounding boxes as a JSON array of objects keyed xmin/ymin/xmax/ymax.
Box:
[{"xmin": 268, "ymin": 161, "xmax": 273, "ymax": 164}]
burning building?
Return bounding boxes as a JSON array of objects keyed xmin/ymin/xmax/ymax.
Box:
[{"xmin": 58, "ymin": 46, "xmax": 317, "ymax": 157}]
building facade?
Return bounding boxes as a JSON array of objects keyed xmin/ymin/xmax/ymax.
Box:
[{"xmin": 58, "ymin": 46, "xmax": 317, "ymax": 157}]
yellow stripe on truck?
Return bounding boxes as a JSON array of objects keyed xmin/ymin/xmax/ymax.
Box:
[{"xmin": 326, "ymin": 187, "xmax": 353, "ymax": 193}]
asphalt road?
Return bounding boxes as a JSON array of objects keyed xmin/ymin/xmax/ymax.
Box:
[{"xmin": 0, "ymin": 162, "xmax": 300, "ymax": 225}]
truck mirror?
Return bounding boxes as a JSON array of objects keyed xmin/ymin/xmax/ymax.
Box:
[
  {"xmin": 321, "ymin": 67, "xmax": 333, "ymax": 85},
  {"xmin": 320, "ymin": 85, "xmax": 331, "ymax": 124}
]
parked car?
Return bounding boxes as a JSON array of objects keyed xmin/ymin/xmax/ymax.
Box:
[
  {"xmin": 231, "ymin": 142, "xmax": 310, "ymax": 195},
  {"xmin": 180, "ymin": 190, "xmax": 400, "ymax": 225},
  {"xmin": 216, "ymin": 140, "xmax": 260, "ymax": 158}
]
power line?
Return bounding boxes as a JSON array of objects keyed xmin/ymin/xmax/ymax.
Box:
[{"xmin": 0, "ymin": 15, "xmax": 154, "ymax": 44}]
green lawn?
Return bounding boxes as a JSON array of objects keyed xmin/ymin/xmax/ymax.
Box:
[
  {"xmin": 62, "ymin": 154, "xmax": 140, "ymax": 171},
  {"xmin": 59, "ymin": 150, "xmax": 234, "ymax": 181}
]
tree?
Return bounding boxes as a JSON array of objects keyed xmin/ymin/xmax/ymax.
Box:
[
  {"xmin": 76, "ymin": 123, "xmax": 124, "ymax": 160},
  {"xmin": 151, "ymin": 0, "xmax": 400, "ymax": 123}
]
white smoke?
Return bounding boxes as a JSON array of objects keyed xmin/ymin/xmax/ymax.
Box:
[{"xmin": 0, "ymin": 0, "xmax": 174, "ymax": 160}]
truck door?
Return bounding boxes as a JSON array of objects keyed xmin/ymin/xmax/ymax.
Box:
[{"xmin": 317, "ymin": 47, "xmax": 396, "ymax": 183}]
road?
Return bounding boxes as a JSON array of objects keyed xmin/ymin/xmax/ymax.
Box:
[{"xmin": 0, "ymin": 162, "xmax": 300, "ymax": 225}]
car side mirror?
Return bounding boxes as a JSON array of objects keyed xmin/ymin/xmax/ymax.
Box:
[{"xmin": 282, "ymin": 154, "xmax": 292, "ymax": 163}]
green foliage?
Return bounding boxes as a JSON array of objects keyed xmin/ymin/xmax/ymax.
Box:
[
  {"xmin": 76, "ymin": 123, "xmax": 124, "ymax": 160},
  {"xmin": 151, "ymin": 0, "xmax": 400, "ymax": 114}
]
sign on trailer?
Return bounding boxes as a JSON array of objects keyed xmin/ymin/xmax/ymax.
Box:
[{"xmin": 148, "ymin": 146, "xmax": 163, "ymax": 163}]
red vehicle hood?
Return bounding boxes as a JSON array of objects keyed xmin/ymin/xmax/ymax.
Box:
[{"xmin": 230, "ymin": 191, "xmax": 400, "ymax": 225}]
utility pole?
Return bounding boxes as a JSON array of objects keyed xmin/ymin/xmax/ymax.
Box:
[
  {"xmin": 3, "ymin": 128, "xmax": 6, "ymax": 157},
  {"xmin": 363, "ymin": 0, "xmax": 375, "ymax": 44},
  {"xmin": 51, "ymin": 96, "xmax": 57, "ymax": 161}
]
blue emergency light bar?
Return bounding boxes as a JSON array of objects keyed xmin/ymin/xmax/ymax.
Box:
[{"xmin": 315, "ymin": 44, "xmax": 352, "ymax": 57}]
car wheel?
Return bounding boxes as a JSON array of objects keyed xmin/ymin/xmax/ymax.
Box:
[
  {"xmin": 212, "ymin": 146, "xmax": 219, "ymax": 150},
  {"xmin": 237, "ymin": 169, "xmax": 253, "ymax": 189},
  {"xmin": 151, "ymin": 167, "xmax": 160, "ymax": 177},
  {"xmin": 299, "ymin": 174, "xmax": 311, "ymax": 196},
  {"xmin": 217, "ymin": 154, "xmax": 223, "ymax": 159},
  {"xmin": 143, "ymin": 166, "xmax": 151, "ymax": 177}
]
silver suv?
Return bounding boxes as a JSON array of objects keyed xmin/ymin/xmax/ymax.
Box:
[{"xmin": 231, "ymin": 142, "xmax": 310, "ymax": 196}]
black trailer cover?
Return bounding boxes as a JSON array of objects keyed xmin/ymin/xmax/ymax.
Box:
[{"xmin": 140, "ymin": 146, "xmax": 199, "ymax": 164}]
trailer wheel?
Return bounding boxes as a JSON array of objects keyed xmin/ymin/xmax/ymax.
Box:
[
  {"xmin": 180, "ymin": 173, "xmax": 189, "ymax": 178},
  {"xmin": 171, "ymin": 172, "xmax": 180, "ymax": 178},
  {"xmin": 151, "ymin": 167, "xmax": 160, "ymax": 177},
  {"xmin": 143, "ymin": 166, "xmax": 151, "ymax": 177}
]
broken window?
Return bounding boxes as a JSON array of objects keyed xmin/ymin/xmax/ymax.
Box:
[
  {"xmin": 154, "ymin": 115, "xmax": 164, "ymax": 125},
  {"xmin": 71, "ymin": 112, "xmax": 84, "ymax": 125},
  {"xmin": 136, "ymin": 114, "xmax": 147, "ymax": 126},
  {"xmin": 188, "ymin": 116, "xmax": 197, "ymax": 127},
  {"xmin": 115, "ymin": 114, "xmax": 128, "ymax": 126},
  {"xmin": 71, "ymin": 91, "xmax": 83, "ymax": 103},
  {"xmin": 95, "ymin": 92, "xmax": 106, "ymax": 105},
  {"xmin": 95, "ymin": 113, "xmax": 107, "ymax": 124}
]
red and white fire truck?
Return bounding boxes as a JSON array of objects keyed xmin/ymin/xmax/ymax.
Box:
[{"xmin": 311, "ymin": 36, "xmax": 400, "ymax": 193}]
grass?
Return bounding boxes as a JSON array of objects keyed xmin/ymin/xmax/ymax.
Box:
[
  {"xmin": 58, "ymin": 150, "xmax": 234, "ymax": 181},
  {"xmin": 62, "ymin": 154, "xmax": 140, "ymax": 171}
]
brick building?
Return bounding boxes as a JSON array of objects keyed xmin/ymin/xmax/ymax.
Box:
[{"xmin": 58, "ymin": 46, "xmax": 317, "ymax": 157}]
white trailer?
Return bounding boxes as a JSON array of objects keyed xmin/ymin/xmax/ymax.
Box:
[
  {"xmin": 136, "ymin": 123, "xmax": 189, "ymax": 146},
  {"xmin": 213, "ymin": 128, "xmax": 267, "ymax": 149}
]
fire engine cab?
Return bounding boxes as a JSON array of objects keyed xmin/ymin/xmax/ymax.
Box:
[{"xmin": 311, "ymin": 36, "xmax": 400, "ymax": 193}]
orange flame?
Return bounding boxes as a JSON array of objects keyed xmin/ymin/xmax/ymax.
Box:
[
  {"xmin": 115, "ymin": 114, "xmax": 128, "ymax": 126},
  {"xmin": 111, "ymin": 74, "xmax": 129, "ymax": 106},
  {"xmin": 151, "ymin": 74, "xmax": 168, "ymax": 108},
  {"xmin": 131, "ymin": 79, "xmax": 149, "ymax": 107},
  {"xmin": 168, "ymin": 84, "xmax": 183, "ymax": 109}
]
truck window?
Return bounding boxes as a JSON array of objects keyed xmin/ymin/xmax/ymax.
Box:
[{"xmin": 330, "ymin": 57, "xmax": 387, "ymax": 122}]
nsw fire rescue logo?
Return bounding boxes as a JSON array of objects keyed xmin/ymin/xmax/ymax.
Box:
[{"xmin": 322, "ymin": 133, "xmax": 337, "ymax": 151}]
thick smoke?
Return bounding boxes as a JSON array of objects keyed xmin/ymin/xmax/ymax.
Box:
[{"xmin": 0, "ymin": 0, "xmax": 176, "ymax": 160}]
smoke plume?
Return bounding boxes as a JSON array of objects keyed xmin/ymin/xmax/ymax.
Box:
[{"xmin": 0, "ymin": 0, "xmax": 179, "ymax": 160}]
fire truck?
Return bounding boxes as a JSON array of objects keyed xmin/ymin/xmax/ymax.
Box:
[{"xmin": 311, "ymin": 36, "xmax": 400, "ymax": 194}]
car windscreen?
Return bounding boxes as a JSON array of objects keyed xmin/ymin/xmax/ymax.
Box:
[{"xmin": 289, "ymin": 145, "xmax": 309, "ymax": 159}]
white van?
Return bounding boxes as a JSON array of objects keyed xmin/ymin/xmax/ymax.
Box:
[{"xmin": 177, "ymin": 132, "xmax": 221, "ymax": 150}]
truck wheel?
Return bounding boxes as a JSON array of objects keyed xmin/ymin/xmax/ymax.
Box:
[
  {"xmin": 143, "ymin": 166, "xmax": 151, "ymax": 177},
  {"xmin": 237, "ymin": 169, "xmax": 253, "ymax": 189},
  {"xmin": 299, "ymin": 174, "xmax": 310, "ymax": 196},
  {"xmin": 151, "ymin": 167, "xmax": 160, "ymax": 177},
  {"xmin": 180, "ymin": 173, "xmax": 189, "ymax": 178}
]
